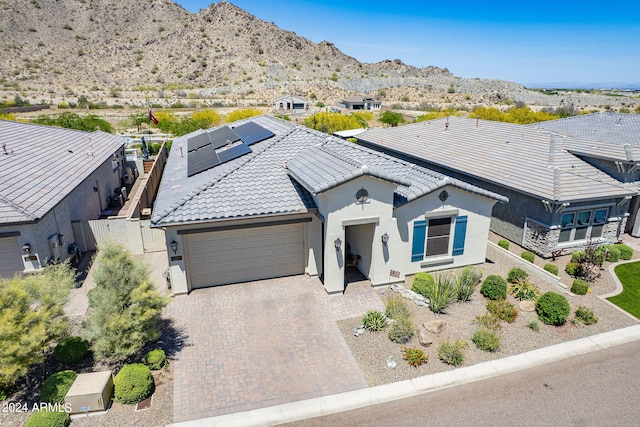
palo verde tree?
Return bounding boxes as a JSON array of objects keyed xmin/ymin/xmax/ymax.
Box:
[
  {"xmin": 303, "ymin": 111, "xmax": 364, "ymax": 134},
  {"xmin": 0, "ymin": 263, "xmax": 76, "ymax": 388},
  {"xmin": 83, "ymin": 242, "xmax": 169, "ymax": 361},
  {"xmin": 379, "ymin": 111, "xmax": 405, "ymax": 127},
  {"xmin": 33, "ymin": 112, "xmax": 114, "ymax": 133}
]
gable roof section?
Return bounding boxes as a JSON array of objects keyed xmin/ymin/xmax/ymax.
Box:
[
  {"xmin": 357, "ymin": 117, "xmax": 634, "ymax": 203},
  {"xmin": 529, "ymin": 113, "xmax": 640, "ymax": 162},
  {"xmin": 152, "ymin": 116, "xmax": 507, "ymax": 227},
  {"xmin": 0, "ymin": 120, "xmax": 124, "ymax": 225}
]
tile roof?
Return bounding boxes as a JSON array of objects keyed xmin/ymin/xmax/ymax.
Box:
[
  {"xmin": 357, "ymin": 117, "xmax": 635, "ymax": 203},
  {"xmin": 152, "ymin": 116, "xmax": 507, "ymax": 227},
  {"xmin": 529, "ymin": 112, "xmax": 640, "ymax": 162},
  {"xmin": 0, "ymin": 120, "xmax": 125, "ymax": 225}
]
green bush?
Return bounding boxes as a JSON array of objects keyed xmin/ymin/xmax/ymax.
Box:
[
  {"xmin": 487, "ymin": 299, "xmax": 518, "ymax": 323},
  {"xmin": 402, "ymin": 347, "xmax": 428, "ymax": 367},
  {"xmin": 472, "ymin": 328, "xmax": 500, "ymax": 352},
  {"xmin": 574, "ymin": 306, "xmax": 598, "ymax": 325},
  {"xmin": 508, "ymin": 278, "xmax": 541, "ymax": 301},
  {"xmin": 411, "ymin": 272, "xmax": 434, "ymax": 298},
  {"xmin": 544, "ymin": 263, "xmax": 559, "ymax": 275},
  {"xmin": 565, "ymin": 261, "xmax": 585, "ymax": 277},
  {"xmin": 614, "ymin": 243, "xmax": 634, "ymax": 260},
  {"xmin": 571, "ymin": 279, "xmax": 589, "ymax": 295},
  {"xmin": 53, "ymin": 336, "xmax": 89, "ymax": 366},
  {"xmin": 114, "ymin": 363, "xmax": 154, "ymax": 404},
  {"xmin": 25, "ymin": 409, "xmax": 70, "ymax": 427},
  {"xmin": 527, "ymin": 320, "xmax": 540, "ymax": 332},
  {"xmin": 457, "ymin": 266, "xmax": 482, "ymax": 302},
  {"xmin": 362, "ymin": 310, "xmax": 387, "ymax": 332},
  {"xmin": 536, "ymin": 292, "xmax": 570, "ymax": 326},
  {"xmin": 480, "ymin": 275, "xmax": 507, "ymax": 300},
  {"xmin": 388, "ymin": 316, "xmax": 414, "ymax": 344},
  {"xmin": 507, "ymin": 267, "xmax": 529, "ymax": 283},
  {"xmin": 385, "ymin": 295, "xmax": 411, "ymax": 320},
  {"xmin": 145, "ymin": 349, "xmax": 167, "ymax": 370},
  {"xmin": 497, "ymin": 239, "xmax": 510, "ymax": 250},
  {"xmin": 40, "ymin": 370, "xmax": 77, "ymax": 404},
  {"xmin": 427, "ymin": 274, "xmax": 459, "ymax": 313},
  {"xmin": 571, "ymin": 251, "xmax": 585, "ymax": 263},
  {"xmin": 437, "ymin": 340, "xmax": 468, "ymax": 366},
  {"xmin": 521, "ymin": 251, "xmax": 535, "ymax": 263},
  {"xmin": 603, "ymin": 245, "xmax": 620, "ymax": 262}
]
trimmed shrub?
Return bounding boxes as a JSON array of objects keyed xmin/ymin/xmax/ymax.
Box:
[
  {"xmin": 411, "ymin": 272, "xmax": 434, "ymax": 298},
  {"xmin": 438, "ymin": 340, "xmax": 468, "ymax": 366},
  {"xmin": 457, "ymin": 266, "xmax": 482, "ymax": 302},
  {"xmin": 480, "ymin": 275, "xmax": 507, "ymax": 300},
  {"xmin": 472, "ymin": 328, "xmax": 500, "ymax": 352},
  {"xmin": 571, "ymin": 279, "xmax": 589, "ymax": 295},
  {"xmin": 385, "ymin": 295, "xmax": 410, "ymax": 320},
  {"xmin": 571, "ymin": 251, "xmax": 586, "ymax": 263},
  {"xmin": 497, "ymin": 239, "xmax": 510, "ymax": 250},
  {"xmin": 536, "ymin": 292, "xmax": 570, "ymax": 326},
  {"xmin": 53, "ymin": 336, "xmax": 89, "ymax": 366},
  {"xmin": 402, "ymin": 347, "xmax": 428, "ymax": 367},
  {"xmin": 427, "ymin": 274, "xmax": 458, "ymax": 313},
  {"xmin": 614, "ymin": 243, "xmax": 634, "ymax": 260},
  {"xmin": 521, "ymin": 251, "xmax": 535, "ymax": 263},
  {"xmin": 508, "ymin": 278, "xmax": 541, "ymax": 301},
  {"xmin": 25, "ymin": 409, "xmax": 70, "ymax": 427},
  {"xmin": 565, "ymin": 261, "xmax": 585, "ymax": 277},
  {"xmin": 114, "ymin": 363, "xmax": 154, "ymax": 404},
  {"xmin": 527, "ymin": 320, "xmax": 540, "ymax": 332},
  {"xmin": 145, "ymin": 349, "xmax": 167, "ymax": 370},
  {"xmin": 507, "ymin": 267, "xmax": 529, "ymax": 283},
  {"xmin": 603, "ymin": 245, "xmax": 621, "ymax": 262},
  {"xmin": 362, "ymin": 310, "xmax": 387, "ymax": 332},
  {"xmin": 544, "ymin": 263, "xmax": 559, "ymax": 275},
  {"xmin": 487, "ymin": 299, "xmax": 518, "ymax": 323},
  {"xmin": 40, "ymin": 370, "xmax": 77, "ymax": 404},
  {"xmin": 574, "ymin": 306, "xmax": 598, "ymax": 325},
  {"xmin": 388, "ymin": 316, "xmax": 414, "ymax": 344}
]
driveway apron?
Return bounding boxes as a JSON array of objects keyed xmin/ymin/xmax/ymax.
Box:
[{"xmin": 168, "ymin": 275, "xmax": 383, "ymax": 423}]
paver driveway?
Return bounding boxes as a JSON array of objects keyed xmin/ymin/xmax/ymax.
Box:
[{"xmin": 167, "ymin": 275, "xmax": 383, "ymax": 423}]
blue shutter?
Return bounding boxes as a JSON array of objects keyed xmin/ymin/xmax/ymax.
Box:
[
  {"xmin": 452, "ymin": 216, "xmax": 468, "ymax": 256},
  {"xmin": 411, "ymin": 220, "xmax": 427, "ymax": 262}
]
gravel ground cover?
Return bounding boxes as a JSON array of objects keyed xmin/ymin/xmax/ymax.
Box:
[{"xmin": 339, "ymin": 239, "xmax": 639, "ymax": 387}]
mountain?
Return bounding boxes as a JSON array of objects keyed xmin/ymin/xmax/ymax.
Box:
[{"xmin": 0, "ymin": 0, "xmax": 637, "ymax": 110}]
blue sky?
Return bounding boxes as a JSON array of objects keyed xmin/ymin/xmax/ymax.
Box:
[{"xmin": 174, "ymin": 1, "xmax": 640, "ymax": 87}]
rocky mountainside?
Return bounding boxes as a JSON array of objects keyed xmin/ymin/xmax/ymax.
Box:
[{"xmin": 0, "ymin": 0, "xmax": 636, "ymax": 110}]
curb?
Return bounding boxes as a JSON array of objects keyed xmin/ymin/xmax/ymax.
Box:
[{"xmin": 168, "ymin": 324, "xmax": 640, "ymax": 427}]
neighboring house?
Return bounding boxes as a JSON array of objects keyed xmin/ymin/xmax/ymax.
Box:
[
  {"xmin": 340, "ymin": 96, "xmax": 382, "ymax": 111},
  {"xmin": 356, "ymin": 116, "xmax": 636, "ymax": 258},
  {"xmin": 0, "ymin": 120, "xmax": 126, "ymax": 277},
  {"xmin": 529, "ymin": 112, "xmax": 640, "ymax": 236},
  {"xmin": 273, "ymin": 94, "xmax": 308, "ymax": 113},
  {"xmin": 152, "ymin": 116, "xmax": 506, "ymax": 295}
]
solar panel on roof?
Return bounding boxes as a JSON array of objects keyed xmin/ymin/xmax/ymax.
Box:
[
  {"xmin": 209, "ymin": 126, "xmax": 241, "ymax": 149},
  {"xmin": 216, "ymin": 143, "xmax": 252, "ymax": 164},
  {"xmin": 187, "ymin": 144, "xmax": 220, "ymax": 177},
  {"xmin": 232, "ymin": 122, "xmax": 275, "ymax": 146},
  {"xmin": 187, "ymin": 132, "xmax": 212, "ymax": 152}
]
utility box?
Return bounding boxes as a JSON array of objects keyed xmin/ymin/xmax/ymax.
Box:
[{"xmin": 65, "ymin": 371, "xmax": 114, "ymax": 414}]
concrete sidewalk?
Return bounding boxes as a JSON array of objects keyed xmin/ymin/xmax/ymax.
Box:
[{"xmin": 168, "ymin": 324, "xmax": 640, "ymax": 427}]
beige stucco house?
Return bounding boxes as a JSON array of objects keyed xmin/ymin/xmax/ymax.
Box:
[{"xmin": 152, "ymin": 116, "xmax": 506, "ymax": 294}]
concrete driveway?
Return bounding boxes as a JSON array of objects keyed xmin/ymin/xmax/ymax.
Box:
[{"xmin": 167, "ymin": 275, "xmax": 383, "ymax": 423}]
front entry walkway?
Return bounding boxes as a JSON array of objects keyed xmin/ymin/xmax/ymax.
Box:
[{"xmin": 167, "ymin": 275, "xmax": 384, "ymax": 423}]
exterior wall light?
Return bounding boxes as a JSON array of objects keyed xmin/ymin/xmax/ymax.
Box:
[
  {"xmin": 170, "ymin": 240, "xmax": 178, "ymax": 254},
  {"xmin": 22, "ymin": 243, "xmax": 31, "ymax": 255},
  {"xmin": 381, "ymin": 233, "xmax": 389, "ymax": 246},
  {"xmin": 334, "ymin": 238, "xmax": 342, "ymax": 251}
]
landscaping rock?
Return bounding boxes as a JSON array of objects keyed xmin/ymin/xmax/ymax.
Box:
[
  {"xmin": 389, "ymin": 283, "xmax": 429, "ymax": 307},
  {"xmin": 386, "ymin": 356, "xmax": 397, "ymax": 369},
  {"xmin": 519, "ymin": 300, "xmax": 536, "ymax": 312},
  {"xmin": 418, "ymin": 329, "xmax": 433, "ymax": 347},
  {"xmin": 353, "ymin": 325, "xmax": 366, "ymax": 336},
  {"xmin": 424, "ymin": 319, "xmax": 448, "ymax": 334}
]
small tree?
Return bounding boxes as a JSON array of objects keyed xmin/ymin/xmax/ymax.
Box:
[
  {"xmin": 379, "ymin": 111, "xmax": 404, "ymax": 127},
  {"xmin": 83, "ymin": 243, "xmax": 170, "ymax": 361}
]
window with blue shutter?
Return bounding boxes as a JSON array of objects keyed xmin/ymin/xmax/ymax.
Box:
[
  {"xmin": 452, "ymin": 215, "xmax": 468, "ymax": 256},
  {"xmin": 411, "ymin": 220, "xmax": 427, "ymax": 262}
]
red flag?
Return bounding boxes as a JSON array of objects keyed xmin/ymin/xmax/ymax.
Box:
[{"xmin": 148, "ymin": 106, "xmax": 159, "ymax": 125}]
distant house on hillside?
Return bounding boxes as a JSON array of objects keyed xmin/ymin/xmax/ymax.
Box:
[
  {"xmin": 273, "ymin": 94, "xmax": 308, "ymax": 113},
  {"xmin": 340, "ymin": 96, "xmax": 382, "ymax": 111}
]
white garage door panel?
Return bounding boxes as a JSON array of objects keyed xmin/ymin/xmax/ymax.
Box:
[
  {"xmin": 0, "ymin": 237, "xmax": 23, "ymax": 278},
  {"xmin": 185, "ymin": 224, "xmax": 304, "ymax": 289}
]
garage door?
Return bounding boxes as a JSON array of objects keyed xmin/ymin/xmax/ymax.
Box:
[
  {"xmin": 0, "ymin": 237, "xmax": 23, "ymax": 278},
  {"xmin": 184, "ymin": 224, "xmax": 305, "ymax": 289}
]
